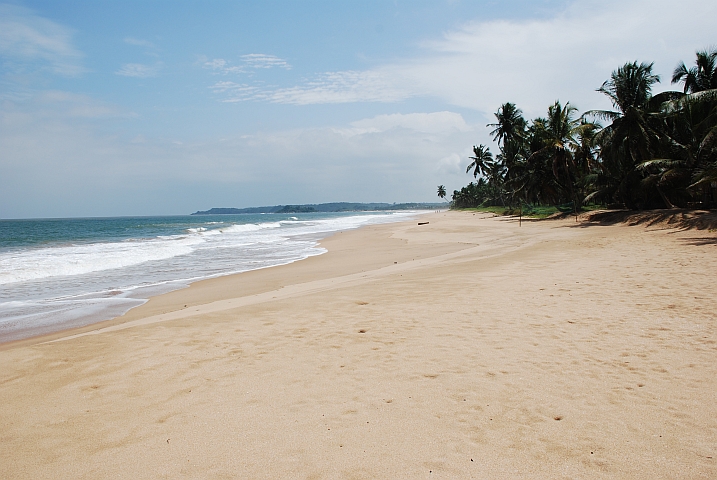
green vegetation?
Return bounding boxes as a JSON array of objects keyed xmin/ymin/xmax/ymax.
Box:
[
  {"xmin": 458, "ymin": 204, "xmax": 604, "ymax": 219},
  {"xmin": 277, "ymin": 205, "xmax": 317, "ymax": 213},
  {"xmin": 449, "ymin": 48, "xmax": 717, "ymax": 213}
]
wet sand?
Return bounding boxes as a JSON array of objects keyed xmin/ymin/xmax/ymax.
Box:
[{"xmin": 1, "ymin": 211, "xmax": 715, "ymax": 478}]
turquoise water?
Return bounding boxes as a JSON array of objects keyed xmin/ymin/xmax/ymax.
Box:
[{"xmin": 0, "ymin": 211, "xmax": 420, "ymax": 342}]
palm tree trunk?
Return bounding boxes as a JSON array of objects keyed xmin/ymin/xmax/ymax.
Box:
[{"xmin": 655, "ymin": 184, "xmax": 676, "ymax": 209}]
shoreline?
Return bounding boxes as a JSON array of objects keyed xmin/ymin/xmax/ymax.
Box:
[
  {"xmin": 0, "ymin": 211, "xmax": 429, "ymax": 348},
  {"xmin": 1, "ymin": 211, "xmax": 715, "ymax": 478},
  {"xmin": 40, "ymin": 214, "xmax": 475, "ymax": 346},
  {"xmin": 0, "ymin": 243, "xmax": 327, "ymax": 348}
]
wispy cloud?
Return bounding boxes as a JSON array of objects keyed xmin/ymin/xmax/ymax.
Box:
[
  {"xmin": 240, "ymin": 54, "xmax": 290, "ymax": 70},
  {"xmin": 209, "ymin": 81, "xmax": 259, "ymax": 101},
  {"xmin": 203, "ymin": 53, "xmax": 291, "ymax": 76},
  {"xmin": 203, "ymin": 58, "xmax": 244, "ymax": 74},
  {"xmin": 0, "ymin": 4, "xmax": 84, "ymax": 76},
  {"xmin": 207, "ymin": 0, "xmax": 716, "ymax": 113},
  {"xmin": 115, "ymin": 62, "xmax": 162, "ymax": 78},
  {"xmin": 216, "ymin": 70, "xmax": 413, "ymax": 104}
]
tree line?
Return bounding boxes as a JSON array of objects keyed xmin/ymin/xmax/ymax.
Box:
[{"xmin": 444, "ymin": 48, "xmax": 717, "ymax": 211}]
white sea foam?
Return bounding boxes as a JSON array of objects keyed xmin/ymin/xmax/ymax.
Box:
[
  {"xmin": 0, "ymin": 235, "xmax": 204, "ymax": 285},
  {"xmin": 0, "ymin": 213, "xmax": 417, "ymax": 286},
  {"xmin": 0, "ymin": 211, "xmax": 425, "ymax": 342},
  {"xmin": 218, "ymin": 222, "xmax": 282, "ymax": 233}
]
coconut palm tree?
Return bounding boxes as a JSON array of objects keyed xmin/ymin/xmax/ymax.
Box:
[
  {"xmin": 585, "ymin": 61, "xmax": 664, "ymax": 208},
  {"xmin": 451, "ymin": 178, "xmax": 491, "ymax": 208},
  {"xmin": 526, "ymin": 101, "xmax": 585, "ymax": 210},
  {"xmin": 653, "ymin": 86, "xmax": 717, "ymax": 206},
  {"xmin": 487, "ymin": 103, "xmax": 527, "ymax": 172},
  {"xmin": 665, "ymin": 49, "xmax": 717, "ymax": 206},
  {"xmin": 437, "ymin": 185, "xmax": 447, "ymax": 201},
  {"xmin": 672, "ymin": 48, "xmax": 717, "ymax": 93},
  {"xmin": 488, "ymin": 103, "xmax": 526, "ymax": 148},
  {"xmin": 466, "ymin": 144, "xmax": 493, "ymax": 179}
]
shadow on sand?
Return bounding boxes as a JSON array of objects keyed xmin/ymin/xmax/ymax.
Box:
[{"xmin": 558, "ymin": 209, "xmax": 717, "ymax": 232}]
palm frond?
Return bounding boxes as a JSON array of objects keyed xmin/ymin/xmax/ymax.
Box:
[
  {"xmin": 636, "ymin": 158, "xmax": 684, "ymax": 170},
  {"xmin": 583, "ymin": 110, "xmax": 620, "ymax": 122}
]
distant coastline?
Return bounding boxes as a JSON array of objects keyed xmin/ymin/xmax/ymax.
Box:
[{"xmin": 191, "ymin": 202, "xmax": 445, "ymax": 215}]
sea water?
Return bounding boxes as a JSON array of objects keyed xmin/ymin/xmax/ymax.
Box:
[{"xmin": 0, "ymin": 211, "xmax": 420, "ymax": 342}]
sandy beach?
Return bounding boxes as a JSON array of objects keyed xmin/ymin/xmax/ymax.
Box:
[{"xmin": 1, "ymin": 211, "xmax": 715, "ymax": 479}]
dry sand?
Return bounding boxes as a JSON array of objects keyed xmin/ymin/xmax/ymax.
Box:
[{"xmin": 1, "ymin": 211, "xmax": 715, "ymax": 479}]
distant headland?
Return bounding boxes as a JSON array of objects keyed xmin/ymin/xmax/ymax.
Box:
[{"xmin": 191, "ymin": 202, "xmax": 444, "ymax": 215}]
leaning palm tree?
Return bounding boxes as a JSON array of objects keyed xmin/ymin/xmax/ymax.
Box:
[
  {"xmin": 672, "ymin": 48, "xmax": 717, "ymax": 93},
  {"xmin": 437, "ymin": 185, "xmax": 447, "ymax": 201},
  {"xmin": 466, "ymin": 144, "xmax": 493, "ymax": 179}
]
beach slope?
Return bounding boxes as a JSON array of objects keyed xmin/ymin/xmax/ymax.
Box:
[{"xmin": 1, "ymin": 211, "xmax": 715, "ymax": 478}]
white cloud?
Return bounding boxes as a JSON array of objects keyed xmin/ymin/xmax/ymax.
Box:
[
  {"xmin": 203, "ymin": 54, "xmax": 291, "ymax": 76},
  {"xmin": 436, "ymin": 153, "xmax": 463, "ymax": 175},
  {"xmin": 203, "ymin": 58, "xmax": 244, "ymax": 74},
  {"xmin": 350, "ymin": 112, "xmax": 471, "ymax": 135},
  {"xmin": 0, "ymin": 101, "xmax": 476, "ymax": 216},
  {"xmin": 209, "ymin": 81, "xmax": 260, "ymax": 101},
  {"xmin": 216, "ymin": 0, "xmax": 716, "ymax": 115},
  {"xmin": 204, "ymin": 58, "xmax": 226, "ymax": 69},
  {"xmin": 229, "ymin": 70, "xmax": 413, "ymax": 104},
  {"xmin": 240, "ymin": 54, "xmax": 291, "ymax": 69},
  {"xmin": 393, "ymin": 0, "xmax": 717, "ymax": 115},
  {"xmin": 115, "ymin": 62, "xmax": 162, "ymax": 78},
  {"xmin": 0, "ymin": 4, "xmax": 84, "ymax": 76}
]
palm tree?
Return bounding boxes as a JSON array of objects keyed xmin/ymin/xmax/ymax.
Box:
[
  {"xmin": 466, "ymin": 144, "xmax": 493, "ymax": 179},
  {"xmin": 655, "ymin": 85, "xmax": 717, "ymax": 206},
  {"xmin": 585, "ymin": 61, "xmax": 664, "ymax": 208},
  {"xmin": 449, "ymin": 51, "xmax": 717, "ymax": 210},
  {"xmin": 451, "ymin": 178, "xmax": 491, "ymax": 208},
  {"xmin": 573, "ymin": 119, "xmax": 601, "ymax": 181},
  {"xmin": 437, "ymin": 185, "xmax": 447, "ymax": 201},
  {"xmin": 672, "ymin": 48, "xmax": 717, "ymax": 93},
  {"xmin": 488, "ymin": 103, "xmax": 526, "ymax": 149},
  {"xmin": 688, "ymin": 95, "xmax": 717, "ymax": 196},
  {"xmin": 487, "ymin": 102, "xmax": 527, "ymax": 171},
  {"xmin": 485, "ymin": 159, "xmax": 508, "ymax": 206},
  {"xmin": 526, "ymin": 101, "xmax": 585, "ymax": 210},
  {"xmin": 596, "ymin": 61, "xmax": 660, "ymax": 114}
]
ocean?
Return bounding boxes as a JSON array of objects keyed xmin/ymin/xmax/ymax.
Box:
[{"xmin": 0, "ymin": 211, "xmax": 420, "ymax": 342}]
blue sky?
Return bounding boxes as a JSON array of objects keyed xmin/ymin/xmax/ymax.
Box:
[{"xmin": 1, "ymin": 0, "xmax": 715, "ymax": 218}]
